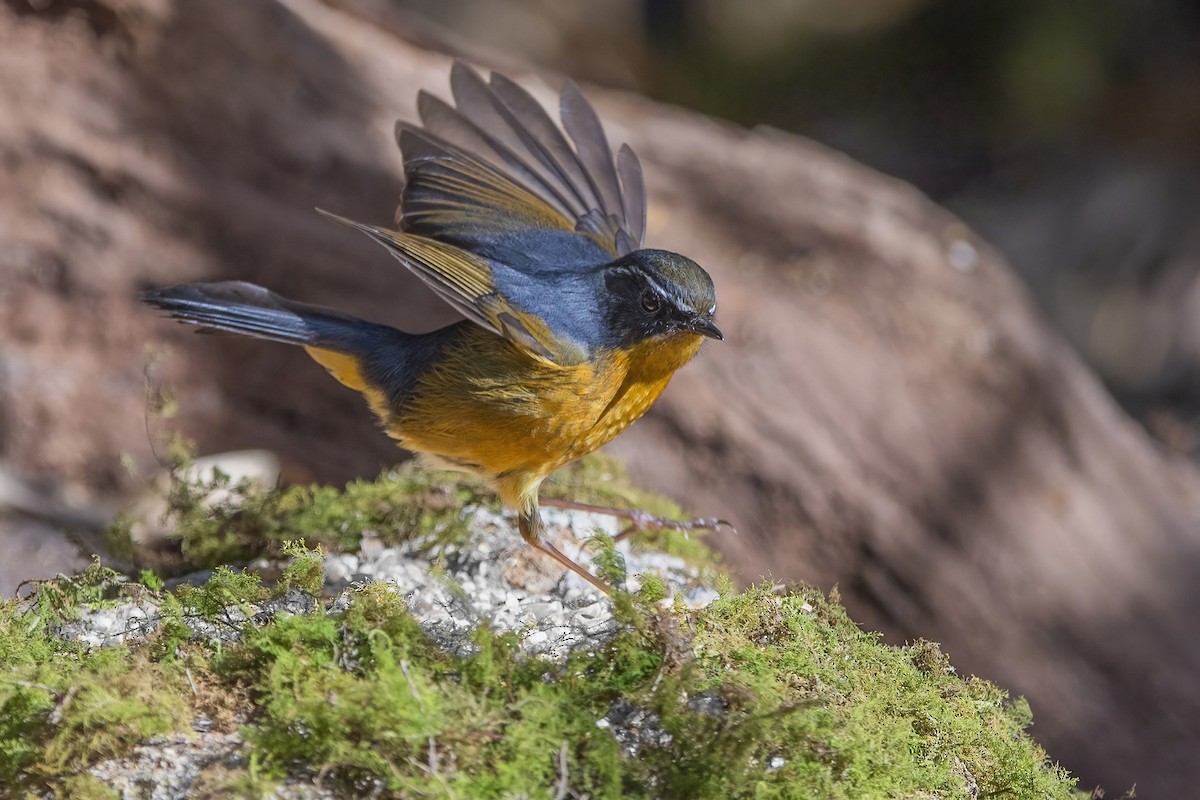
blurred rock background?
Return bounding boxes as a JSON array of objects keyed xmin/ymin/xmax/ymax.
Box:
[
  {"xmin": 2, "ymin": 0, "xmax": 1199, "ymax": 796},
  {"xmin": 389, "ymin": 0, "xmax": 1200, "ymax": 458}
]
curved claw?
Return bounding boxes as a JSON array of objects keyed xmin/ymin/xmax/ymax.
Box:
[
  {"xmin": 621, "ymin": 509, "xmax": 730, "ymax": 532},
  {"xmin": 612, "ymin": 512, "xmax": 736, "ymax": 543},
  {"xmin": 709, "ymin": 518, "xmax": 738, "ymax": 535}
]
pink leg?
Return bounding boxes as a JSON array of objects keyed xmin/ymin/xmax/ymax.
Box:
[{"xmin": 518, "ymin": 508, "xmax": 613, "ymax": 595}]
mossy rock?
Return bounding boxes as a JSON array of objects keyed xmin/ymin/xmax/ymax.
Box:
[{"xmin": 0, "ymin": 459, "xmax": 1080, "ymax": 799}]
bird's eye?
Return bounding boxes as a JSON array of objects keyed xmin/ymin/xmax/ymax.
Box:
[{"xmin": 640, "ymin": 291, "xmax": 661, "ymax": 313}]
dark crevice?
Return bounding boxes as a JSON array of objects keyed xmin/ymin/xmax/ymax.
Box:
[{"xmin": 3, "ymin": 0, "xmax": 127, "ymax": 40}]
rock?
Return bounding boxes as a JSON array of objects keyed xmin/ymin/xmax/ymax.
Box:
[
  {"xmin": 0, "ymin": 0, "xmax": 1196, "ymax": 793},
  {"xmin": 3, "ymin": 496, "xmax": 1076, "ymax": 797},
  {"xmin": 88, "ymin": 731, "xmax": 341, "ymax": 800},
  {"xmin": 596, "ymin": 699, "xmax": 673, "ymax": 758}
]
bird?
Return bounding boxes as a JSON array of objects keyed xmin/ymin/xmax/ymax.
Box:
[{"xmin": 142, "ymin": 61, "xmax": 723, "ymax": 594}]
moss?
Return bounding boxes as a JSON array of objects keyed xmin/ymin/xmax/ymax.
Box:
[
  {"xmin": 7, "ymin": 462, "xmax": 1081, "ymax": 799},
  {"xmin": 36, "ymin": 652, "xmax": 188, "ymax": 778},
  {"xmin": 208, "ymin": 582, "xmax": 1076, "ymax": 797},
  {"xmin": 59, "ymin": 775, "xmax": 122, "ymax": 800},
  {"xmin": 108, "ymin": 454, "xmax": 495, "ymax": 575},
  {"xmin": 637, "ymin": 572, "xmax": 669, "ymax": 604},
  {"xmin": 219, "ymin": 595, "xmax": 639, "ymax": 797},
  {"xmin": 108, "ymin": 449, "xmax": 725, "ymax": 582},
  {"xmin": 178, "ymin": 463, "xmax": 474, "ymax": 567},
  {"xmin": 275, "ymin": 540, "xmax": 326, "ymax": 596},
  {"xmin": 0, "ymin": 573, "xmax": 1080, "ymax": 799},
  {"xmin": 659, "ymin": 585, "xmax": 1080, "ymax": 798},
  {"xmin": 0, "ymin": 574, "xmax": 191, "ymax": 798}
]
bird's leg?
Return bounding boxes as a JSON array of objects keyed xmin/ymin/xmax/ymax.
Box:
[
  {"xmin": 518, "ymin": 507, "xmax": 613, "ymax": 595},
  {"xmin": 539, "ymin": 496, "xmax": 735, "ymax": 543}
]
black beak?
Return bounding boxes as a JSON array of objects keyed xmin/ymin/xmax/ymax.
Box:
[{"xmin": 689, "ymin": 317, "xmax": 724, "ymax": 341}]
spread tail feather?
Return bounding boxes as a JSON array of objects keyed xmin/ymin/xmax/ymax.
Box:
[
  {"xmin": 141, "ymin": 281, "xmax": 379, "ymax": 350},
  {"xmin": 141, "ymin": 281, "xmax": 405, "ymax": 396}
]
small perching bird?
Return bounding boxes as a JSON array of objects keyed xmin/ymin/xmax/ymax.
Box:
[{"xmin": 143, "ymin": 61, "xmax": 723, "ymax": 593}]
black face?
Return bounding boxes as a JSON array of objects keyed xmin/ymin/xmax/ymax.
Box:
[{"xmin": 601, "ymin": 249, "xmax": 722, "ymax": 348}]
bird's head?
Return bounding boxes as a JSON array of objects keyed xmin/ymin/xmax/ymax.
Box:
[{"xmin": 599, "ymin": 249, "xmax": 722, "ymax": 348}]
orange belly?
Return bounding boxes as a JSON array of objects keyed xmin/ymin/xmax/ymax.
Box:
[{"xmin": 381, "ymin": 326, "xmax": 705, "ymax": 505}]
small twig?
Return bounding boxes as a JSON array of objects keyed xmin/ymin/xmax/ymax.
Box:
[
  {"xmin": 3, "ymin": 678, "xmax": 58, "ymax": 693},
  {"xmin": 407, "ymin": 749, "xmax": 458, "ymax": 800},
  {"xmin": 48, "ymin": 685, "xmax": 79, "ymax": 726},
  {"xmin": 553, "ymin": 740, "xmax": 570, "ymax": 800},
  {"xmin": 398, "ymin": 659, "xmax": 420, "ymax": 700},
  {"xmin": 648, "ymin": 666, "xmax": 665, "ymax": 694},
  {"xmin": 185, "ymin": 667, "xmax": 198, "ymax": 696}
]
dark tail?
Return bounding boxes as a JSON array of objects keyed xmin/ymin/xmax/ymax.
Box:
[
  {"xmin": 141, "ymin": 281, "xmax": 391, "ymax": 353},
  {"xmin": 142, "ymin": 281, "xmax": 414, "ymax": 397}
]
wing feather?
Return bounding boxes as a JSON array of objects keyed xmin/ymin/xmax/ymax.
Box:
[
  {"xmin": 322, "ymin": 63, "xmax": 647, "ymax": 365},
  {"xmin": 412, "ymin": 91, "xmax": 576, "ymax": 221},
  {"xmin": 616, "ymin": 144, "xmax": 647, "ymax": 246},
  {"xmin": 559, "ymin": 81, "xmax": 625, "ymax": 228},
  {"xmin": 396, "ymin": 60, "xmax": 645, "ymax": 258},
  {"xmin": 318, "ymin": 211, "xmax": 574, "ymax": 364},
  {"xmin": 487, "ymin": 71, "xmax": 604, "ymax": 215},
  {"xmin": 397, "ymin": 126, "xmax": 575, "ymax": 237},
  {"xmin": 449, "ymin": 63, "xmax": 590, "ymax": 218}
]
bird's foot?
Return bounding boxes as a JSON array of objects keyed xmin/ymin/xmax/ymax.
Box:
[{"xmin": 539, "ymin": 496, "xmax": 735, "ymax": 543}]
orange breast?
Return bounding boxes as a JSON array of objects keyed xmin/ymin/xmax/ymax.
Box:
[
  {"xmin": 583, "ymin": 333, "xmax": 705, "ymax": 451},
  {"xmin": 379, "ymin": 327, "xmax": 705, "ymax": 503}
]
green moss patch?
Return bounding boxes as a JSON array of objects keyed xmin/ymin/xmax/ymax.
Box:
[
  {"xmin": 109, "ymin": 451, "xmax": 722, "ymax": 580},
  {"xmin": 5, "ymin": 462, "xmax": 1080, "ymax": 798},
  {"xmin": 0, "ymin": 565, "xmax": 190, "ymax": 796},
  {"xmin": 2, "ymin": 566, "xmax": 1079, "ymax": 798},
  {"xmin": 678, "ymin": 586, "xmax": 1077, "ymax": 798},
  {"xmin": 111, "ymin": 455, "xmax": 497, "ymax": 576}
]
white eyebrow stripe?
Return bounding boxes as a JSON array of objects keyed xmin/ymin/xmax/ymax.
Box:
[
  {"xmin": 642, "ymin": 274, "xmax": 669, "ymax": 298},
  {"xmin": 642, "ymin": 274, "xmax": 697, "ymax": 315}
]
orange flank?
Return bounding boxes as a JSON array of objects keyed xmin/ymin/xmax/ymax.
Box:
[
  {"xmin": 303, "ymin": 346, "xmax": 392, "ymax": 421},
  {"xmin": 309, "ymin": 324, "xmax": 706, "ymax": 515}
]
